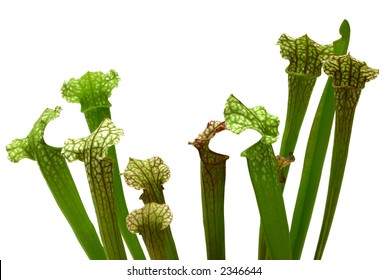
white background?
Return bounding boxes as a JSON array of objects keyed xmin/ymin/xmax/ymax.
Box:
[{"xmin": 1, "ymin": 0, "xmax": 386, "ymax": 279}]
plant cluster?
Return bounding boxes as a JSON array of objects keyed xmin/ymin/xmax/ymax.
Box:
[{"xmin": 6, "ymin": 20, "xmax": 378, "ymax": 260}]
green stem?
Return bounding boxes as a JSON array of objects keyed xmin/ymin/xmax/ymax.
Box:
[
  {"xmin": 224, "ymin": 95, "xmax": 291, "ymax": 260},
  {"xmin": 280, "ymin": 75, "xmax": 316, "ymax": 163},
  {"xmin": 123, "ymin": 157, "xmax": 178, "ymax": 259},
  {"xmin": 62, "ymin": 70, "xmax": 145, "ymax": 260},
  {"xmin": 289, "ymin": 77, "xmax": 335, "ymax": 259},
  {"xmin": 109, "ymin": 148, "xmax": 145, "ymax": 259},
  {"xmin": 277, "ymin": 33, "xmax": 334, "ymax": 176},
  {"xmin": 254, "ymin": 34, "xmax": 333, "ymax": 259},
  {"xmin": 243, "ymin": 141, "xmax": 292, "ymax": 260},
  {"xmin": 190, "ymin": 121, "xmax": 228, "ymax": 260},
  {"xmin": 314, "ymin": 88, "xmax": 359, "ymax": 259},
  {"xmin": 290, "ymin": 19, "xmax": 350, "ymax": 259},
  {"xmin": 6, "ymin": 107, "xmax": 106, "ymax": 260},
  {"xmin": 62, "ymin": 118, "xmax": 127, "ymax": 259},
  {"xmin": 90, "ymin": 158, "xmax": 127, "ymax": 259},
  {"xmin": 257, "ymin": 226, "xmax": 267, "ymax": 260},
  {"xmin": 314, "ymin": 54, "xmax": 378, "ymax": 259},
  {"xmin": 89, "ymin": 115, "xmax": 145, "ymax": 260},
  {"xmin": 200, "ymin": 157, "xmax": 227, "ymax": 259}
]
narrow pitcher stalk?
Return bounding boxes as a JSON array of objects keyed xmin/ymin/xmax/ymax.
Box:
[
  {"xmin": 277, "ymin": 34, "xmax": 333, "ymax": 181},
  {"xmin": 314, "ymin": 54, "xmax": 379, "ymax": 259},
  {"xmin": 224, "ymin": 94, "xmax": 292, "ymax": 260},
  {"xmin": 6, "ymin": 107, "xmax": 106, "ymax": 259},
  {"xmin": 190, "ymin": 120, "xmax": 229, "ymax": 260},
  {"xmin": 62, "ymin": 118, "xmax": 127, "ymax": 259},
  {"xmin": 290, "ymin": 19, "xmax": 351, "ymax": 259},
  {"xmin": 62, "ymin": 70, "xmax": 145, "ymax": 259}
]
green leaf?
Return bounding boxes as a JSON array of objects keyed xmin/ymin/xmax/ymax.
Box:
[
  {"xmin": 189, "ymin": 121, "xmax": 229, "ymax": 260},
  {"xmin": 127, "ymin": 203, "xmax": 173, "ymax": 233},
  {"xmin": 62, "ymin": 70, "xmax": 145, "ymax": 260},
  {"xmin": 323, "ymin": 54, "xmax": 379, "ymax": 89},
  {"xmin": 7, "ymin": 107, "xmax": 61, "ymax": 162},
  {"xmin": 123, "ymin": 156, "xmax": 179, "ymax": 259},
  {"xmin": 124, "ymin": 157, "xmax": 170, "ymax": 203},
  {"xmin": 6, "ymin": 107, "xmax": 106, "ymax": 259},
  {"xmin": 62, "ymin": 118, "xmax": 127, "ymax": 260},
  {"xmin": 224, "ymin": 94, "xmax": 279, "ymax": 145},
  {"xmin": 61, "ymin": 70, "xmax": 119, "ymax": 133},
  {"xmin": 277, "ymin": 34, "xmax": 333, "ymax": 77},
  {"xmin": 315, "ymin": 54, "xmax": 379, "ymax": 259},
  {"xmin": 62, "ymin": 118, "xmax": 123, "ymax": 162},
  {"xmin": 61, "ymin": 69, "xmax": 120, "ymax": 113},
  {"xmin": 224, "ymin": 95, "xmax": 291, "ymax": 259},
  {"xmin": 242, "ymin": 141, "xmax": 292, "ymax": 260},
  {"xmin": 277, "ymin": 33, "xmax": 334, "ymax": 177},
  {"xmin": 126, "ymin": 203, "xmax": 173, "ymax": 260},
  {"xmin": 290, "ymin": 19, "xmax": 351, "ymax": 260}
]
